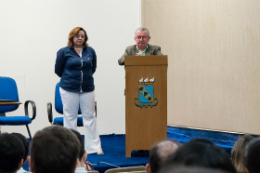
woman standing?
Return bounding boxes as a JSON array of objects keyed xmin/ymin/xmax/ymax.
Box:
[{"xmin": 55, "ymin": 27, "xmax": 103, "ymax": 154}]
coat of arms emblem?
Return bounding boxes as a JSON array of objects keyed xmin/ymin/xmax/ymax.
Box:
[{"xmin": 135, "ymin": 77, "xmax": 158, "ymax": 108}]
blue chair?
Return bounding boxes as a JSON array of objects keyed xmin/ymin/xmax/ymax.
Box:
[
  {"xmin": 0, "ymin": 76, "xmax": 36, "ymax": 139},
  {"xmin": 47, "ymin": 82, "xmax": 97, "ymax": 126}
]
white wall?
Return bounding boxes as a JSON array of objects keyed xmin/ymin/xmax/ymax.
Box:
[{"xmin": 0, "ymin": 0, "xmax": 140, "ymax": 137}]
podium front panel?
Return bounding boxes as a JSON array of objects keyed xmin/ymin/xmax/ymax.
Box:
[{"xmin": 125, "ymin": 56, "xmax": 167, "ymax": 157}]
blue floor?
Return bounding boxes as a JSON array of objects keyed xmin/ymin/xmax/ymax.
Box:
[
  {"xmin": 167, "ymin": 126, "xmax": 244, "ymax": 154},
  {"xmin": 23, "ymin": 126, "xmax": 258, "ymax": 173},
  {"xmin": 87, "ymin": 134, "xmax": 149, "ymax": 173}
]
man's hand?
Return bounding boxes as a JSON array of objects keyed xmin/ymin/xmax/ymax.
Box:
[{"xmin": 136, "ymin": 53, "xmax": 142, "ymax": 56}]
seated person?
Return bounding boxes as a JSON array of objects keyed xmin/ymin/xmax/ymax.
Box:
[
  {"xmin": 164, "ymin": 138, "xmax": 237, "ymax": 173},
  {"xmin": 231, "ymin": 134, "xmax": 254, "ymax": 173},
  {"xmin": 0, "ymin": 133, "xmax": 24, "ymax": 173},
  {"xmin": 29, "ymin": 126, "xmax": 80, "ymax": 173},
  {"xmin": 71, "ymin": 129, "xmax": 88, "ymax": 173},
  {"xmin": 244, "ymin": 137, "xmax": 260, "ymax": 173},
  {"xmin": 146, "ymin": 140, "xmax": 181, "ymax": 173},
  {"xmin": 118, "ymin": 27, "xmax": 163, "ymax": 65},
  {"xmin": 12, "ymin": 133, "xmax": 31, "ymax": 173}
]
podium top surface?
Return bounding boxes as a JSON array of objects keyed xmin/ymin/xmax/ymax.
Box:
[{"xmin": 125, "ymin": 55, "xmax": 168, "ymax": 66}]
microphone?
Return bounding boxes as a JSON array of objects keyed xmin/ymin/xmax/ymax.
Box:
[{"xmin": 96, "ymin": 162, "xmax": 121, "ymax": 168}]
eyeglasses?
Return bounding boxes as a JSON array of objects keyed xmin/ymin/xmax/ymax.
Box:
[
  {"xmin": 135, "ymin": 36, "xmax": 148, "ymax": 40},
  {"xmin": 75, "ymin": 35, "xmax": 85, "ymax": 39}
]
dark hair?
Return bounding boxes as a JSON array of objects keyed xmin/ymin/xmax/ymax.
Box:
[
  {"xmin": 149, "ymin": 140, "xmax": 181, "ymax": 173},
  {"xmin": 71, "ymin": 129, "xmax": 85, "ymax": 160},
  {"xmin": 159, "ymin": 165, "xmax": 232, "ymax": 173},
  {"xmin": 67, "ymin": 27, "xmax": 88, "ymax": 47},
  {"xmin": 30, "ymin": 126, "xmax": 80, "ymax": 173},
  {"xmin": 231, "ymin": 134, "xmax": 254, "ymax": 172},
  {"xmin": 0, "ymin": 133, "xmax": 24, "ymax": 173},
  {"xmin": 11, "ymin": 133, "xmax": 29, "ymax": 163},
  {"xmin": 165, "ymin": 138, "xmax": 237, "ymax": 173},
  {"xmin": 244, "ymin": 137, "xmax": 260, "ymax": 173}
]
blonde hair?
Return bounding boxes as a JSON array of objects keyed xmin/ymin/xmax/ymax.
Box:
[
  {"xmin": 231, "ymin": 134, "xmax": 254, "ymax": 173},
  {"xmin": 67, "ymin": 27, "xmax": 88, "ymax": 47}
]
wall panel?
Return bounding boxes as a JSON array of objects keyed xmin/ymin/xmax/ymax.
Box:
[{"xmin": 142, "ymin": 0, "xmax": 260, "ymax": 134}]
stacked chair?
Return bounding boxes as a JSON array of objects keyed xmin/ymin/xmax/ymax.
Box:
[{"xmin": 104, "ymin": 166, "xmax": 146, "ymax": 173}]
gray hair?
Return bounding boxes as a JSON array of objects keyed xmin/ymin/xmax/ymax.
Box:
[{"xmin": 135, "ymin": 27, "xmax": 150, "ymax": 36}]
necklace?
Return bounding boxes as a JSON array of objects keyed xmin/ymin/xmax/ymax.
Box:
[{"xmin": 74, "ymin": 47, "xmax": 82, "ymax": 50}]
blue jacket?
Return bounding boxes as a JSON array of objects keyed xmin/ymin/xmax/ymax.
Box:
[{"xmin": 55, "ymin": 46, "xmax": 97, "ymax": 93}]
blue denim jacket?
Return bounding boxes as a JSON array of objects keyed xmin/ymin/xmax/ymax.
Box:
[{"xmin": 55, "ymin": 46, "xmax": 97, "ymax": 93}]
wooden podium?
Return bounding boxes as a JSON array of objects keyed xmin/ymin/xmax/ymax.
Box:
[{"xmin": 125, "ymin": 55, "xmax": 168, "ymax": 157}]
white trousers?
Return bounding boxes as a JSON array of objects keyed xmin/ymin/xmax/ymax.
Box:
[{"xmin": 59, "ymin": 87, "xmax": 102, "ymax": 154}]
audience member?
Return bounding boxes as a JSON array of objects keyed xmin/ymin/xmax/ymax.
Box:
[
  {"xmin": 29, "ymin": 126, "xmax": 80, "ymax": 173},
  {"xmin": 12, "ymin": 133, "xmax": 31, "ymax": 173},
  {"xmin": 146, "ymin": 140, "xmax": 181, "ymax": 173},
  {"xmin": 71, "ymin": 129, "xmax": 88, "ymax": 173},
  {"xmin": 0, "ymin": 133, "xmax": 24, "ymax": 173},
  {"xmin": 159, "ymin": 165, "xmax": 232, "ymax": 173},
  {"xmin": 231, "ymin": 134, "xmax": 254, "ymax": 173},
  {"xmin": 165, "ymin": 138, "xmax": 237, "ymax": 173},
  {"xmin": 244, "ymin": 137, "xmax": 260, "ymax": 173}
]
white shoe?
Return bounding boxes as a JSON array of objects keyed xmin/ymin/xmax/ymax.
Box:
[{"xmin": 97, "ymin": 150, "xmax": 104, "ymax": 155}]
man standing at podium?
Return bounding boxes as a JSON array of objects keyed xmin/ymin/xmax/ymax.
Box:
[{"xmin": 118, "ymin": 27, "xmax": 163, "ymax": 65}]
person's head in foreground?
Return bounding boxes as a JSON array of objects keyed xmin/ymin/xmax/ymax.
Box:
[
  {"xmin": 71, "ymin": 129, "xmax": 87, "ymax": 168},
  {"xmin": 134, "ymin": 27, "xmax": 151, "ymax": 50},
  {"xmin": 159, "ymin": 165, "xmax": 232, "ymax": 173},
  {"xmin": 146, "ymin": 139, "xmax": 181, "ymax": 173},
  {"xmin": 12, "ymin": 133, "xmax": 30, "ymax": 165},
  {"xmin": 165, "ymin": 138, "xmax": 237, "ymax": 173},
  {"xmin": 0, "ymin": 133, "xmax": 25, "ymax": 173},
  {"xmin": 29, "ymin": 126, "xmax": 80, "ymax": 173},
  {"xmin": 244, "ymin": 137, "xmax": 260, "ymax": 173},
  {"xmin": 231, "ymin": 134, "xmax": 254, "ymax": 173}
]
